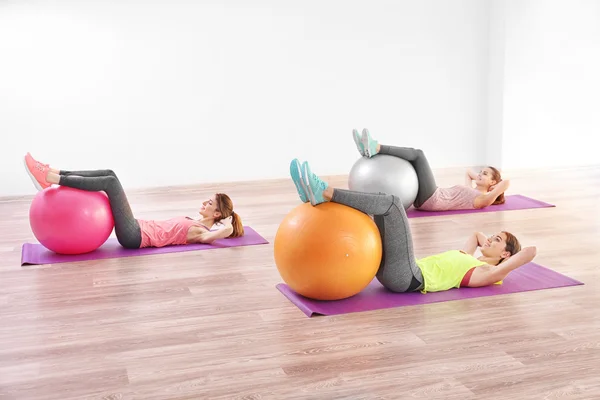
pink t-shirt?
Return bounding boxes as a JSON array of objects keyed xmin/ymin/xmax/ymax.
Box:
[
  {"xmin": 417, "ymin": 185, "xmax": 481, "ymax": 211},
  {"xmin": 137, "ymin": 217, "xmax": 208, "ymax": 248}
]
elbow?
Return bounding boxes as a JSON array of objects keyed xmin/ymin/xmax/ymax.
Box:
[
  {"xmin": 528, "ymin": 246, "xmax": 537, "ymax": 259},
  {"xmin": 521, "ymin": 246, "xmax": 537, "ymax": 262}
]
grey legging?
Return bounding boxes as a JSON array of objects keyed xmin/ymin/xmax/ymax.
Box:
[
  {"xmin": 379, "ymin": 145, "xmax": 437, "ymax": 208},
  {"xmin": 331, "ymin": 188, "xmax": 424, "ymax": 292},
  {"xmin": 58, "ymin": 169, "xmax": 142, "ymax": 249}
]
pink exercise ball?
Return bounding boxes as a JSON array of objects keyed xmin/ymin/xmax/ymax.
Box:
[{"xmin": 29, "ymin": 186, "xmax": 115, "ymax": 255}]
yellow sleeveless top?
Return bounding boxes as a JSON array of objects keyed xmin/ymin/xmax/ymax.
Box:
[{"xmin": 416, "ymin": 250, "xmax": 487, "ymax": 293}]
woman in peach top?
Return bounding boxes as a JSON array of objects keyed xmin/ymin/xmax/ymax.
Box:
[
  {"xmin": 24, "ymin": 153, "xmax": 243, "ymax": 249},
  {"xmin": 353, "ymin": 129, "xmax": 510, "ymax": 211}
]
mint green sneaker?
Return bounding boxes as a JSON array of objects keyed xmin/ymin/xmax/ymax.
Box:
[
  {"xmin": 352, "ymin": 129, "xmax": 365, "ymax": 156},
  {"xmin": 361, "ymin": 128, "xmax": 379, "ymax": 158},
  {"xmin": 289, "ymin": 159, "xmax": 309, "ymax": 203},
  {"xmin": 301, "ymin": 161, "xmax": 329, "ymax": 206}
]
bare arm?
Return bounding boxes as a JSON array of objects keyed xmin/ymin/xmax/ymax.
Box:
[
  {"xmin": 465, "ymin": 169, "xmax": 477, "ymax": 187},
  {"xmin": 469, "ymin": 246, "xmax": 537, "ymax": 287},
  {"xmin": 188, "ymin": 225, "xmax": 234, "ymax": 244},
  {"xmin": 462, "ymin": 231, "xmax": 488, "ymax": 255},
  {"xmin": 493, "ymin": 246, "xmax": 537, "ymax": 277},
  {"xmin": 473, "ymin": 179, "xmax": 510, "ymax": 208}
]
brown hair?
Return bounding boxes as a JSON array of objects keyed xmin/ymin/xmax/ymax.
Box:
[
  {"xmin": 215, "ymin": 193, "xmax": 244, "ymax": 238},
  {"xmin": 487, "ymin": 166, "xmax": 505, "ymax": 205},
  {"xmin": 498, "ymin": 231, "xmax": 521, "ymax": 264}
]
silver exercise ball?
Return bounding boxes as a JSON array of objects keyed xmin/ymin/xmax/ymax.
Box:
[{"xmin": 348, "ymin": 154, "xmax": 419, "ymax": 210}]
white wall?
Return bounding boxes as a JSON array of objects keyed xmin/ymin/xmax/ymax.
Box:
[
  {"xmin": 0, "ymin": 0, "xmax": 490, "ymax": 197},
  {"xmin": 485, "ymin": 0, "xmax": 507, "ymax": 168},
  {"xmin": 500, "ymin": 0, "xmax": 600, "ymax": 169}
]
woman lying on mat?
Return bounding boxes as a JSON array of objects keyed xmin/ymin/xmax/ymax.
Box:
[
  {"xmin": 352, "ymin": 128, "xmax": 510, "ymax": 211},
  {"xmin": 289, "ymin": 158, "xmax": 536, "ymax": 293},
  {"xmin": 24, "ymin": 153, "xmax": 244, "ymax": 249}
]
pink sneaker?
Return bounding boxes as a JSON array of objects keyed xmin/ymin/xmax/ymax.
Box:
[{"xmin": 24, "ymin": 153, "xmax": 51, "ymax": 191}]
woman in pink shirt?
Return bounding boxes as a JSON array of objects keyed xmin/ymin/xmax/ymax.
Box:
[
  {"xmin": 24, "ymin": 153, "xmax": 244, "ymax": 249},
  {"xmin": 352, "ymin": 129, "xmax": 510, "ymax": 211}
]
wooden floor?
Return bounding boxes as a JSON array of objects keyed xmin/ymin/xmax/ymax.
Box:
[{"xmin": 1, "ymin": 165, "xmax": 599, "ymax": 399}]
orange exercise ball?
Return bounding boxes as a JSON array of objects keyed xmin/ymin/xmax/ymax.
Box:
[{"xmin": 274, "ymin": 202, "xmax": 383, "ymax": 301}]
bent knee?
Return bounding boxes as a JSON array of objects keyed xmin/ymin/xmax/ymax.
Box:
[
  {"xmin": 387, "ymin": 195, "xmax": 404, "ymax": 213},
  {"xmin": 391, "ymin": 195, "xmax": 402, "ymax": 206},
  {"xmin": 104, "ymin": 175, "xmax": 119, "ymax": 186}
]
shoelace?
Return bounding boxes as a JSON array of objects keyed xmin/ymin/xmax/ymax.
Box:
[
  {"xmin": 34, "ymin": 162, "xmax": 47, "ymax": 172},
  {"xmin": 311, "ymin": 173, "xmax": 327, "ymax": 190}
]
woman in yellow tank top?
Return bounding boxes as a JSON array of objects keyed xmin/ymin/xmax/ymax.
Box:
[
  {"xmin": 417, "ymin": 231, "xmax": 535, "ymax": 293},
  {"xmin": 289, "ymin": 158, "xmax": 538, "ymax": 294}
]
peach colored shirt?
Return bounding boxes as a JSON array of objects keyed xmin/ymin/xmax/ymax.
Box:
[
  {"xmin": 138, "ymin": 217, "xmax": 208, "ymax": 248},
  {"xmin": 417, "ymin": 186, "xmax": 480, "ymax": 211}
]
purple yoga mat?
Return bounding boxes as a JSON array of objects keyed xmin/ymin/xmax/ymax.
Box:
[
  {"xmin": 405, "ymin": 194, "xmax": 554, "ymax": 218},
  {"xmin": 277, "ymin": 262, "xmax": 583, "ymax": 317},
  {"xmin": 21, "ymin": 226, "xmax": 268, "ymax": 266}
]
